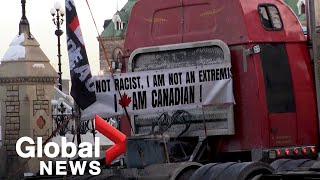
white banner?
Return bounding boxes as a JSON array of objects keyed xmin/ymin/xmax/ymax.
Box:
[{"xmin": 81, "ymin": 63, "xmax": 234, "ymax": 120}]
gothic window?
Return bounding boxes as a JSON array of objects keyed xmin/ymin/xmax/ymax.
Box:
[
  {"xmin": 301, "ymin": 3, "xmax": 306, "ymax": 14},
  {"xmin": 297, "ymin": 0, "xmax": 306, "ymax": 15},
  {"xmin": 113, "ymin": 14, "xmax": 123, "ymax": 30},
  {"xmin": 116, "ymin": 21, "xmax": 120, "ymax": 30},
  {"xmin": 113, "ymin": 48, "xmax": 124, "ymax": 61}
]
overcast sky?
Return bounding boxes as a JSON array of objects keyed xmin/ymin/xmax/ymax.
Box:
[{"xmin": 0, "ymin": 0, "xmax": 127, "ymax": 79}]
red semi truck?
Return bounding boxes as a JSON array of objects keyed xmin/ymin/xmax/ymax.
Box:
[
  {"xmin": 23, "ymin": 0, "xmax": 320, "ymax": 179},
  {"xmin": 117, "ymin": 0, "xmax": 320, "ymax": 179},
  {"xmin": 124, "ymin": 0, "xmax": 318, "ymax": 159}
]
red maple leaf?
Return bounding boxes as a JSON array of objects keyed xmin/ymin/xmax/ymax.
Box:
[{"xmin": 119, "ymin": 93, "xmax": 131, "ymax": 108}]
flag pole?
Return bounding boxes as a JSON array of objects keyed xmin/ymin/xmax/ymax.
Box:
[
  {"xmin": 74, "ymin": 103, "xmax": 82, "ymax": 147},
  {"xmin": 85, "ymin": 0, "xmax": 134, "ymax": 134},
  {"xmin": 65, "ymin": 0, "xmax": 97, "ymax": 145}
]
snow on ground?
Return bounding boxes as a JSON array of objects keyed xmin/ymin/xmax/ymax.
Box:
[{"xmin": 1, "ymin": 33, "xmax": 25, "ymax": 61}]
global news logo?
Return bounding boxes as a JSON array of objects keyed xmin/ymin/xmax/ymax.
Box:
[{"xmin": 16, "ymin": 136, "xmax": 101, "ymax": 176}]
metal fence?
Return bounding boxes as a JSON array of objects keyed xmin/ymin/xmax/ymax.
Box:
[{"xmin": 52, "ymin": 102, "xmax": 120, "ymax": 137}]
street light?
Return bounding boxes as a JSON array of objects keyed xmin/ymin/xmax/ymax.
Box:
[{"xmin": 51, "ymin": 2, "xmax": 65, "ymax": 91}]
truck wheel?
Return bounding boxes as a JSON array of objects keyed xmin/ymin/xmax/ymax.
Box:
[
  {"xmin": 189, "ymin": 163, "xmax": 219, "ymax": 180},
  {"xmin": 70, "ymin": 175, "xmax": 93, "ymax": 180},
  {"xmin": 270, "ymin": 159, "xmax": 315, "ymax": 172},
  {"xmin": 88, "ymin": 175, "xmax": 127, "ymax": 180},
  {"xmin": 140, "ymin": 162, "xmax": 202, "ymax": 180},
  {"xmin": 190, "ymin": 162, "xmax": 274, "ymax": 180},
  {"xmin": 175, "ymin": 166, "xmax": 201, "ymax": 180}
]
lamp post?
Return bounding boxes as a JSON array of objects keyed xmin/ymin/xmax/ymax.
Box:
[{"xmin": 50, "ymin": 2, "xmax": 65, "ymax": 91}]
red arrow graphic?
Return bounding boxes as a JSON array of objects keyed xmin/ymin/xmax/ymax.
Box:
[{"xmin": 95, "ymin": 114, "xmax": 126, "ymax": 165}]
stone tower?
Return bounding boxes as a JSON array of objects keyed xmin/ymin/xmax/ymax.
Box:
[
  {"xmin": 99, "ymin": 0, "xmax": 138, "ymax": 74},
  {"xmin": 0, "ymin": 0, "xmax": 58, "ymax": 178}
]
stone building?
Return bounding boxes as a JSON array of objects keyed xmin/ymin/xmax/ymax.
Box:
[
  {"xmin": 99, "ymin": 0, "xmax": 137, "ymax": 74},
  {"xmin": 284, "ymin": 0, "xmax": 306, "ymax": 26},
  {"xmin": 0, "ymin": 1, "xmax": 57, "ymax": 178},
  {"xmin": 285, "ymin": 0, "xmax": 320, "ymax": 29}
]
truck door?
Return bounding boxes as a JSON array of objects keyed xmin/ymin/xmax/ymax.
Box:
[{"xmin": 259, "ymin": 43, "xmax": 297, "ymax": 147}]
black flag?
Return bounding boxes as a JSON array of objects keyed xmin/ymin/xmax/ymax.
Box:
[{"xmin": 65, "ymin": 0, "xmax": 96, "ymax": 110}]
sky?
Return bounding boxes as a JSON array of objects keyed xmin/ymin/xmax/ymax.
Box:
[{"xmin": 0, "ymin": 0, "xmax": 128, "ymax": 79}]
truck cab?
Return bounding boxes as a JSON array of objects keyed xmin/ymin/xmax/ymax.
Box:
[{"xmin": 123, "ymin": 0, "xmax": 318, "ymax": 161}]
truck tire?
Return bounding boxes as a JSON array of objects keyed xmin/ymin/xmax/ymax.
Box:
[
  {"xmin": 70, "ymin": 175, "xmax": 93, "ymax": 180},
  {"xmin": 189, "ymin": 163, "xmax": 219, "ymax": 179},
  {"xmin": 88, "ymin": 175, "xmax": 127, "ymax": 180},
  {"xmin": 190, "ymin": 162, "xmax": 274, "ymax": 180},
  {"xmin": 270, "ymin": 159, "xmax": 315, "ymax": 172},
  {"xmin": 140, "ymin": 162, "xmax": 202, "ymax": 180}
]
